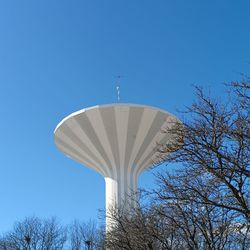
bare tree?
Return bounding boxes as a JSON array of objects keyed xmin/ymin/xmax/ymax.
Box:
[
  {"xmin": 105, "ymin": 81, "xmax": 249, "ymax": 249},
  {"xmin": 69, "ymin": 220, "xmax": 104, "ymax": 250},
  {"xmin": 155, "ymin": 81, "xmax": 250, "ymax": 248},
  {"xmin": 155, "ymin": 168, "xmax": 245, "ymax": 249},
  {"xmin": 0, "ymin": 217, "xmax": 67, "ymax": 250},
  {"xmin": 105, "ymin": 203, "xmax": 162, "ymax": 250},
  {"xmin": 105, "ymin": 193, "xmax": 196, "ymax": 250},
  {"xmin": 231, "ymin": 75, "xmax": 250, "ymax": 109},
  {"xmin": 158, "ymin": 82, "xmax": 249, "ymax": 222},
  {"xmin": 105, "ymin": 178, "xmax": 240, "ymax": 250}
]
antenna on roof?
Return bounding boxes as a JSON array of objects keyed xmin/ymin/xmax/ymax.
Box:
[
  {"xmin": 115, "ymin": 75, "xmax": 122, "ymax": 102},
  {"xmin": 116, "ymin": 85, "xmax": 120, "ymax": 102}
]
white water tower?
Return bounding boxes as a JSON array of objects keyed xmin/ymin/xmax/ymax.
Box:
[{"xmin": 54, "ymin": 104, "xmax": 179, "ymax": 229}]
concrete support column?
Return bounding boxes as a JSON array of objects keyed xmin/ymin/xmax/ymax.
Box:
[{"xmin": 104, "ymin": 171, "xmax": 138, "ymax": 231}]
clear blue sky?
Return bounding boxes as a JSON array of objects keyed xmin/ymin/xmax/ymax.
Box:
[{"xmin": 0, "ymin": 0, "xmax": 250, "ymax": 232}]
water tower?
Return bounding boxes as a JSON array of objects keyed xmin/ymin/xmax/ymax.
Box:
[{"xmin": 54, "ymin": 104, "xmax": 179, "ymax": 229}]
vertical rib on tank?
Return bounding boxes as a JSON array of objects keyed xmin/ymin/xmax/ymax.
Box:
[{"xmin": 54, "ymin": 104, "xmax": 179, "ymax": 229}]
